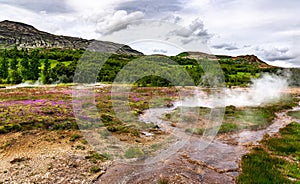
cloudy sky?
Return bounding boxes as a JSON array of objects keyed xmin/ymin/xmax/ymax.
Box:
[{"xmin": 0, "ymin": 0, "xmax": 299, "ymax": 67}]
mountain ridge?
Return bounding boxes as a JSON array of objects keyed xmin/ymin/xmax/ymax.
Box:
[{"xmin": 0, "ymin": 20, "xmax": 143, "ymax": 55}]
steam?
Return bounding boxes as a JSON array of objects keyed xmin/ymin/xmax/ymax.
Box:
[
  {"xmin": 5, "ymin": 81, "xmax": 42, "ymax": 89},
  {"xmin": 177, "ymin": 73, "xmax": 289, "ymax": 108}
]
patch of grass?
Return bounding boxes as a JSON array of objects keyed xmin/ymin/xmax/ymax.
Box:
[
  {"xmin": 223, "ymin": 97, "xmax": 299, "ymax": 133},
  {"xmin": 0, "ymin": 124, "xmax": 22, "ymax": 134},
  {"xmin": 86, "ymin": 152, "xmax": 112, "ymax": 163},
  {"xmin": 165, "ymin": 97, "xmax": 299, "ymax": 136},
  {"xmin": 185, "ymin": 128, "xmax": 204, "ymax": 135},
  {"xmin": 125, "ymin": 147, "xmax": 144, "ymax": 159},
  {"xmin": 69, "ymin": 134, "xmax": 81, "ymax": 142},
  {"xmin": 218, "ymin": 123, "xmax": 239, "ymax": 133},
  {"xmin": 81, "ymin": 139, "xmax": 88, "ymax": 144},
  {"xmin": 238, "ymin": 122, "xmax": 300, "ymax": 183},
  {"xmin": 287, "ymin": 110, "xmax": 300, "ymax": 119},
  {"xmin": 90, "ymin": 165, "xmax": 101, "ymax": 173},
  {"xmin": 264, "ymin": 122, "xmax": 300, "ymax": 158},
  {"xmin": 150, "ymin": 143, "xmax": 162, "ymax": 151},
  {"xmin": 158, "ymin": 178, "xmax": 169, "ymax": 184},
  {"xmin": 224, "ymin": 106, "xmax": 275, "ymax": 130},
  {"xmin": 101, "ymin": 114, "xmax": 140, "ymax": 137},
  {"xmin": 99, "ymin": 129, "xmax": 111, "ymax": 138}
]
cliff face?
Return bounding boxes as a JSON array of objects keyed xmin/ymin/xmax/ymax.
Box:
[{"xmin": 0, "ymin": 20, "xmax": 143, "ymax": 55}]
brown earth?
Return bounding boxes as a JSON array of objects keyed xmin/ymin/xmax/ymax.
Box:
[{"xmin": 0, "ymin": 130, "xmax": 109, "ymax": 183}]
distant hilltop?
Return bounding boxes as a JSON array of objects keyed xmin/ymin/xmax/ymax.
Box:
[
  {"xmin": 177, "ymin": 51, "xmax": 273, "ymax": 68},
  {"xmin": 0, "ymin": 20, "xmax": 143, "ymax": 55}
]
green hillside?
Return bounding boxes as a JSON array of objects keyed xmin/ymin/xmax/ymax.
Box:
[{"xmin": 0, "ymin": 47, "xmax": 297, "ymax": 87}]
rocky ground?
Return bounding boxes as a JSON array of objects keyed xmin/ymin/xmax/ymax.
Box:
[{"xmin": 0, "ymin": 130, "xmax": 110, "ymax": 183}]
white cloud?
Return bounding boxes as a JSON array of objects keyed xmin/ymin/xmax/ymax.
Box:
[
  {"xmin": 0, "ymin": 0, "xmax": 299, "ymax": 67},
  {"xmin": 95, "ymin": 10, "xmax": 144, "ymax": 35},
  {"xmin": 168, "ymin": 18, "xmax": 213, "ymax": 45}
]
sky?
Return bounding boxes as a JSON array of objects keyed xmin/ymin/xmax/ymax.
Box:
[{"xmin": 0, "ymin": 0, "xmax": 299, "ymax": 67}]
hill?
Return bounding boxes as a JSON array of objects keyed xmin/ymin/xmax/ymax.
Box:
[
  {"xmin": 0, "ymin": 20, "xmax": 143, "ymax": 55},
  {"xmin": 177, "ymin": 51, "xmax": 273, "ymax": 68}
]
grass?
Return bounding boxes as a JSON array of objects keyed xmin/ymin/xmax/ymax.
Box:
[
  {"xmin": 158, "ymin": 178, "xmax": 169, "ymax": 184},
  {"xmin": 163, "ymin": 96, "xmax": 299, "ymax": 137},
  {"xmin": 163, "ymin": 96, "xmax": 299, "ymax": 136},
  {"xmin": 238, "ymin": 122, "xmax": 300, "ymax": 183},
  {"xmin": 85, "ymin": 152, "xmax": 112, "ymax": 163},
  {"xmin": 69, "ymin": 134, "xmax": 81, "ymax": 142},
  {"xmin": 288, "ymin": 110, "xmax": 300, "ymax": 119},
  {"xmin": 124, "ymin": 147, "xmax": 144, "ymax": 159},
  {"xmin": 263, "ymin": 122, "xmax": 300, "ymax": 158},
  {"xmin": 90, "ymin": 165, "xmax": 101, "ymax": 173},
  {"xmin": 100, "ymin": 114, "xmax": 140, "ymax": 136},
  {"xmin": 0, "ymin": 124, "xmax": 22, "ymax": 134},
  {"xmin": 218, "ymin": 123, "xmax": 239, "ymax": 133},
  {"xmin": 185, "ymin": 128, "xmax": 204, "ymax": 135}
]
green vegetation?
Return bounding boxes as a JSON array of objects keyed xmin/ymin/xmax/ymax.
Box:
[
  {"xmin": 86, "ymin": 152, "xmax": 112, "ymax": 163},
  {"xmin": 0, "ymin": 47, "xmax": 291, "ymax": 87},
  {"xmin": 0, "ymin": 48, "xmax": 82, "ymax": 84},
  {"xmin": 124, "ymin": 147, "xmax": 144, "ymax": 158},
  {"xmin": 263, "ymin": 122, "xmax": 300, "ymax": 158},
  {"xmin": 0, "ymin": 85, "xmax": 176, "ymax": 140},
  {"xmin": 69, "ymin": 134, "xmax": 81, "ymax": 142},
  {"xmin": 166, "ymin": 97, "xmax": 298, "ymax": 135},
  {"xmin": 90, "ymin": 165, "xmax": 101, "ymax": 173},
  {"xmin": 100, "ymin": 114, "xmax": 140, "ymax": 136},
  {"xmin": 0, "ymin": 123, "xmax": 22, "ymax": 134},
  {"xmin": 158, "ymin": 178, "xmax": 169, "ymax": 184},
  {"xmin": 238, "ymin": 122, "xmax": 300, "ymax": 183},
  {"xmin": 288, "ymin": 110, "xmax": 300, "ymax": 119}
]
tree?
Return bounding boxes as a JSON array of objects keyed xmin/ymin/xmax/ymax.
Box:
[
  {"xmin": 0, "ymin": 49, "xmax": 9, "ymax": 81},
  {"xmin": 29, "ymin": 50, "xmax": 41, "ymax": 80},
  {"xmin": 9, "ymin": 45, "xmax": 21, "ymax": 84},
  {"xmin": 20, "ymin": 48, "xmax": 29, "ymax": 81},
  {"xmin": 42, "ymin": 53, "xmax": 50, "ymax": 84}
]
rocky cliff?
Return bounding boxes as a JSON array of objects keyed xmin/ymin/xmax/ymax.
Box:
[{"xmin": 0, "ymin": 20, "xmax": 143, "ymax": 55}]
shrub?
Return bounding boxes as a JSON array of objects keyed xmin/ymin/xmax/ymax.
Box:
[
  {"xmin": 90, "ymin": 165, "xmax": 101, "ymax": 173},
  {"xmin": 125, "ymin": 147, "xmax": 144, "ymax": 158}
]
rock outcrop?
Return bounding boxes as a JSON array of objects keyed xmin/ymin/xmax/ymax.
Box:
[{"xmin": 177, "ymin": 51, "xmax": 273, "ymax": 68}]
